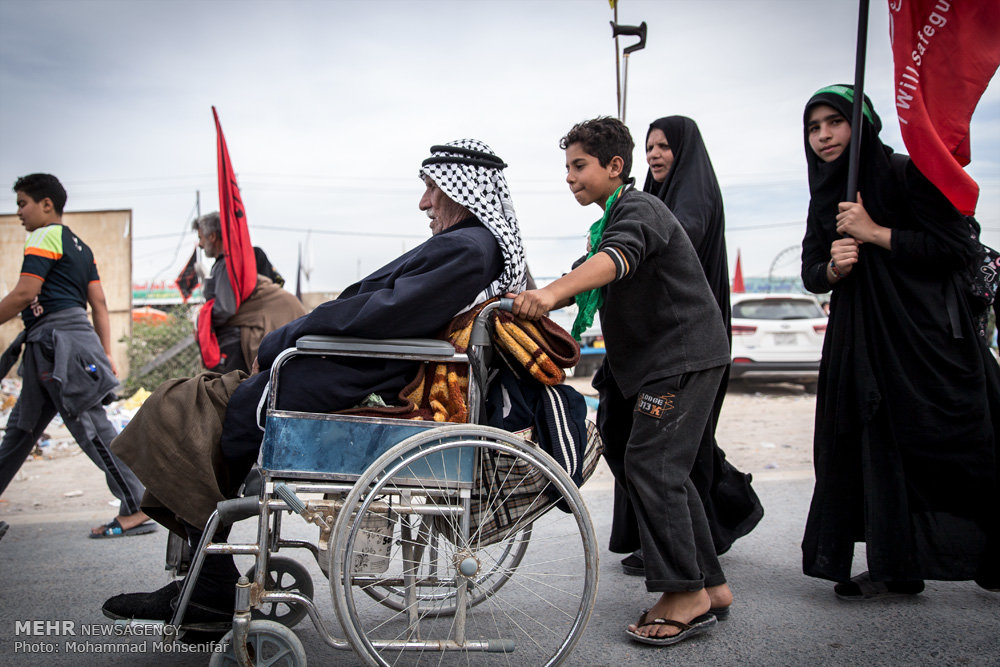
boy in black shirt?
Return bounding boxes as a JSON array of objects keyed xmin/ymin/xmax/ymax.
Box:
[
  {"xmin": 0, "ymin": 173, "xmax": 151, "ymax": 539},
  {"xmin": 512, "ymin": 118, "xmax": 732, "ymax": 646}
]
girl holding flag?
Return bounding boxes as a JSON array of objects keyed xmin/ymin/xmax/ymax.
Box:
[{"xmin": 799, "ymin": 85, "xmax": 999, "ymax": 598}]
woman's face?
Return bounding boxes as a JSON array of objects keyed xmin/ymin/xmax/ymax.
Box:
[
  {"xmin": 645, "ymin": 128, "xmax": 674, "ymax": 183},
  {"xmin": 807, "ymin": 104, "xmax": 851, "ymax": 163}
]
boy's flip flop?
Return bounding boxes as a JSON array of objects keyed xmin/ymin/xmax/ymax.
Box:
[
  {"xmin": 89, "ymin": 518, "xmax": 157, "ymax": 539},
  {"xmin": 625, "ymin": 609, "xmax": 717, "ymax": 646}
]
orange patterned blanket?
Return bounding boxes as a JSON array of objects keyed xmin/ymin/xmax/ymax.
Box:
[{"xmin": 339, "ymin": 300, "xmax": 580, "ymax": 423}]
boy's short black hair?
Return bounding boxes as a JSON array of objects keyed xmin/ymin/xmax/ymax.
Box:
[
  {"xmin": 560, "ymin": 117, "xmax": 634, "ymax": 181},
  {"xmin": 13, "ymin": 173, "xmax": 67, "ymax": 215}
]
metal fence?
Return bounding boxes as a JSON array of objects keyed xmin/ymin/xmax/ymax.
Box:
[{"xmin": 121, "ymin": 306, "xmax": 203, "ymax": 397}]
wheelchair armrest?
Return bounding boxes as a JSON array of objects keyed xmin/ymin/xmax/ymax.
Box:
[{"xmin": 295, "ymin": 335, "xmax": 457, "ymax": 358}]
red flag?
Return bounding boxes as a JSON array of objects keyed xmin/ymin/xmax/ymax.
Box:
[
  {"xmin": 196, "ymin": 108, "xmax": 258, "ymax": 369},
  {"xmin": 213, "ymin": 106, "xmax": 256, "ymax": 303},
  {"xmin": 174, "ymin": 247, "xmax": 200, "ymax": 302},
  {"xmin": 732, "ymin": 249, "xmax": 745, "ymax": 293},
  {"xmin": 889, "ymin": 0, "xmax": 1000, "ymax": 215}
]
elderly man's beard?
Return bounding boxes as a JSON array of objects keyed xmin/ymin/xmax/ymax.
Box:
[{"xmin": 428, "ymin": 196, "xmax": 471, "ymax": 235}]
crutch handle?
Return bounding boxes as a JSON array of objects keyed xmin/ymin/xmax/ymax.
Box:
[{"xmin": 610, "ymin": 21, "xmax": 647, "ymax": 55}]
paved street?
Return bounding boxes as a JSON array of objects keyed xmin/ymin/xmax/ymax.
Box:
[{"xmin": 1, "ymin": 464, "xmax": 998, "ymax": 665}]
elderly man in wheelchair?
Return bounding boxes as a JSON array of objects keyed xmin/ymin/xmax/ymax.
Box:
[{"xmin": 102, "ymin": 140, "xmax": 599, "ymax": 665}]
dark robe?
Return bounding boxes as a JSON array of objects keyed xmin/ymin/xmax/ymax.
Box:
[
  {"xmin": 617, "ymin": 116, "xmax": 762, "ymax": 555},
  {"xmin": 219, "ymin": 218, "xmax": 504, "ymax": 480},
  {"xmin": 643, "ymin": 116, "xmax": 731, "ymax": 327},
  {"xmin": 799, "ymin": 89, "xmax": 1000, "ymax": 586}
]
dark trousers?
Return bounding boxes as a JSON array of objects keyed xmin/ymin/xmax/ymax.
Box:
[
  {"xmin": 598, "ymin": 366, "xmax": 727, "ymax": 592},
  {"xmin": 182, "ymin": 520, "xmax": 239, "ymax": 611},
  {"xmin": 0, "ymin": 387, "xmax": 145, "ymax": 515}
]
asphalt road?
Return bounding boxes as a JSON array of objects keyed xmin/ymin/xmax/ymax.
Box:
[{"xmin": 1, "ymin": 472, "xmax": 998, "ymax": 666}]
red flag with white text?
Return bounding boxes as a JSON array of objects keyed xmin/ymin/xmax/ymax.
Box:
[
  {"xmin": 196, "ymin": 107, "xmax": 258, "ymax": 368},
  {"xmin": 889, "ymin": 0, "xmax": 1000, "ymax": 215}
]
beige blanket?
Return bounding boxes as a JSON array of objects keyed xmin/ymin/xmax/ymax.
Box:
[
  {"xmin": 111, "ymin": 370, "xmax": 246, "ymax": 534},
  {"xmin": 229, "ymin": 275, "xmax": 308, "ymax": 368}
]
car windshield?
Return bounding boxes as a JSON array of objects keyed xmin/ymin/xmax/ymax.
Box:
[{"xmin": 733, "ymin": 298, "xmax": 825, "ymax": 320}]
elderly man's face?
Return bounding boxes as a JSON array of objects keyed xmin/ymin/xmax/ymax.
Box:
[{"xmin": 419, "ymin": 178, "xmax": 469, "ymax": 235}]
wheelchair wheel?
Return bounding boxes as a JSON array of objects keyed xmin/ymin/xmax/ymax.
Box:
[
  {"xmin": 359, "ymin": 522, "xmax": 530, "ymax": 617},
  {"xmin": 209, "ymin": 619, "xmax": 306, "ymax": 667},
  {"xmin": 330, "ymin": 425, "xmax": 598, "ymax": 666},
  {"xmin": 246, "ymin": 556, "xmax": 314, "ymax": 628}
]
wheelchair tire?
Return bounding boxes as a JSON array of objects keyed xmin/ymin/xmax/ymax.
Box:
[
  {"xmin": 209, "ymin": 619, "xmax": 306, "ymax": 667},
  {"xmin": 246, "ymin": 556, "xmax": 314, "ymax": 628},
  {"xmin": 330, "ymin": 424, "xmax": 598, "ymax": 666}
]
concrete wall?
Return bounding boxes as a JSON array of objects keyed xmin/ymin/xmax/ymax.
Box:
[{"xmin": 1, "ymin": 210, "xmax": 133, "ymax": 378}]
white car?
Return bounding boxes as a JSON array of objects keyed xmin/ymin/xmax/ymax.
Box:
[{"xmin": 729, "ymin": 292, "xmax": 827, "ymax": 392}]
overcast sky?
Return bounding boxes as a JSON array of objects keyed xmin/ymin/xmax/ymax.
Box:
[{"xmin": 1, "ymin": 0, "xmax": 997, "ymax": 293}]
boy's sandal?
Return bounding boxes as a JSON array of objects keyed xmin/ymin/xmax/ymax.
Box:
[
  {"xmin": 709, "ymin": 605, "xmax": 731, "ymax": 620},
  {"xmin": 625, "ymin": 609, "xmax": 717, "ymax": 646},
  {"xmin": 89, "ymin": 518, "xmax": 157, "ymax": 539}
]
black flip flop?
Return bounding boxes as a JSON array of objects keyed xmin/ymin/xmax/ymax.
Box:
[
  {"xmin": 625, "ymin": 610, "xmax": 717, "ymax": 646},
  {"xmin": 90, "ymin": 518, "xmax": 157, "ymax": 539},
  {"xmin": 709, "ymin": 605, "xmax": 731, "ymax": 620}
]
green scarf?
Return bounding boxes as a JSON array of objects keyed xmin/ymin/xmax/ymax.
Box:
[{"xmin": 571, "ymin": 185, "xmax": 625, "ymax": 340}]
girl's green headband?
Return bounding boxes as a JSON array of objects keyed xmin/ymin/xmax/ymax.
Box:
[{"xmin": 811, "ymin": 85, "xmax": 874, "ymax": 125}]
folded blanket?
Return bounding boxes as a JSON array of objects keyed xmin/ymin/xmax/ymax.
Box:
[{"xmin": 341, "ymin": 299, "xmax": 580, "ymax": 422}]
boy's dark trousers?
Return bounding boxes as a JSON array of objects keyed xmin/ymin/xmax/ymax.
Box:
[
  {"xmin": 0, "ymin": 368, "xmax": 145, "ymax": 513},
  {"xmin": 597, "ymin": 364, "xmax": 727, "ymax": 592}
]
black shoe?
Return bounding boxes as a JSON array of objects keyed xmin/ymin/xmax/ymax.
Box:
[
  {"xmin": 833, "ymin": 572, "xmax": 924, "ymax": 600},
  {"xmin": 0, "ymin": 521, "xmax": 8, "ymax": 541},
  {"xmin": 621, "ymin": 552, "xmax": 645, "ymax": 577},
  {"xmin": 975, "ymin": 575, "xmax": 1000, "ymax": 592},
  {"xmin": 102, "ymin": 581, "xmax": 182, "ymax": 621}
]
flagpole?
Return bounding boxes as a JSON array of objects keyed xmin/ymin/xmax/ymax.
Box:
[
  {"xmin": 845, "ymin": 0, "xmax": 870, "ymax": 203},
  {"xmin": 295, "ymin": 243, "xmax": 302, "ymax": 301},
  {"xmin": 613, "ymin": 1, "xmax": 621, "ymax": 119}
]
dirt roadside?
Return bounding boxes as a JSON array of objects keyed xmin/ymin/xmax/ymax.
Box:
[{"xmin": 0, "ymin": 379, "xmax": 816, "ymax": 524}]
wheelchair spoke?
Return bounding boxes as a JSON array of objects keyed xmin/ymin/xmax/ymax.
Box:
[{"xmin": 331, "ymin": 427, "xmax": 597, "ymax": 666}]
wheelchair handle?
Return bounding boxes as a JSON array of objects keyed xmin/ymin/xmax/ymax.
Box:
[{"xmin": 470, "ymin": 298, "xmax": 514, "ymax": 347}]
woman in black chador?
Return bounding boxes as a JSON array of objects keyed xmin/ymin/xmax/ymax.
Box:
[
  {"xmin": 800, "ymin": 85, "xmax": 1000, "ymax": 598},
  {"xmin": 614, "ymin": 116, "xmax": 764, "ymax": 579}
]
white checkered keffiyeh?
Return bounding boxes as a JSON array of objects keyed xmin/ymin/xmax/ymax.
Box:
[{"xmin": 419, "ymin": 139, "xmax": 527, "ymax": 312}]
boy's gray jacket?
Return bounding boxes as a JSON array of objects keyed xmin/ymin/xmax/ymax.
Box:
[
  {"xmin": 10, "ymin": 307, "xmax": 118, "ymax": 429},
  {"xmin": 597, "ymin": 188, "xmax": 731, "ymax": 396}
]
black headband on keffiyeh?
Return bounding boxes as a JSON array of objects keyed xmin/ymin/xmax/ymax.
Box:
[{"xmin": 419, "ymin": 139, "xmax": 528, "ymax": 309}]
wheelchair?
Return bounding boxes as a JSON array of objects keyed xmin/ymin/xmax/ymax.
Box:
[{"xmin": 150, "ymin": 300, "xmax": 599, "ymax": 665}]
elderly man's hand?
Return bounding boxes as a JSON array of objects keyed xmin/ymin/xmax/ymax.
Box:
[
  {"xmin": 511, "ymin": 288, "xmax": 561, "ymax": 320},
  {"xmin": 251, "ymin": 356, "xmax": 260, "ymax": 375}
]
